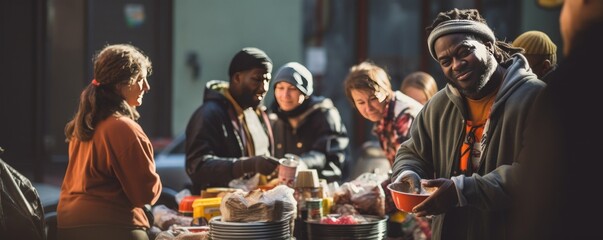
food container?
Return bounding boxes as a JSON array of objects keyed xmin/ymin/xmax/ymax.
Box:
[
  {"xmin": 306, "ymin": 214, "xmax": 387, "ymax": 240},
  {"xmin": 201, "ymin": 187, "xmax": 236, "ymax": 198},
  {"xmin": 387, "ymin": 182, "xmax": 436, "ymax": 213},
  {"xmin": 306, "ymin": 198, "xmax": 323, "ymax": 221},
  {"xmin": 178, "ymin": 195, "xmax": 203, "ymax": 216},
  {"xmin": 192, "ymin": 197, "xmax": 222, "ymax": 222},
  {"xmin": 322, "ymin": 197, "xmax": 333, "ymax": 216}
]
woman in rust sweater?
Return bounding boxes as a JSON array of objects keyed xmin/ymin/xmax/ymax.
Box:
[{"xmin": 57, "ymin": 44, "xmax": 162, "ymax": 240}]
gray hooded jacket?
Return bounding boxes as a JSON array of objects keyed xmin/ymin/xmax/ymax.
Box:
[{"xmin": 391, "ymin": 54, "xmax": 545, "ymax": 240}]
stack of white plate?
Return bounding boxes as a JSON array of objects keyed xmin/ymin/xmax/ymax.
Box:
[{"xmin": 209, "ymin": 216, "xmax": 292, "ymax": 240}]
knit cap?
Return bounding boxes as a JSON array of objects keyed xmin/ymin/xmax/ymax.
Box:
[
  {"xmin": 513, "ymin": 31, "xmax": 557, "ymax": 63},
  {"xmin": 228, "ymin": 47, "xmax": 273, "ymax": 78},
  {"xmin": 273, "ymin": 62, "xmax": 314, "ymax": 96},
  {"xmin": 427, "ymin": 19, "xmax": 496, "ymax": 60}
]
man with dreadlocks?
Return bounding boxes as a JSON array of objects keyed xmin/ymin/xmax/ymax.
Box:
[{"xmin": 390, "ymin": 8, "xmax": 545, "ymax": 240}]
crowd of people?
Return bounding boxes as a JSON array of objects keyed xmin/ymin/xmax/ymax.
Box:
[{"xmin": 49, "ymin": 0, "xmax": 603, "ymax": 239}]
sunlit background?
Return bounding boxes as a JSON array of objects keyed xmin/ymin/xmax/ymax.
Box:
[{"xmin": 0, "ymin": 0, "xmax": 560, "ymax": 185}]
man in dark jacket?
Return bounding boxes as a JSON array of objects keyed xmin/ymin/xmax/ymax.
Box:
[
  {"xmin": 269, "ymin": 62, "xmax": 350, "ymax": 183},
  {"xmin": 390, "ymin": 9, "xmax": 545, "ymax": 240},
  {"xmin": 185, "ymin": 47, "xmax": 279, "ymax": 194}
]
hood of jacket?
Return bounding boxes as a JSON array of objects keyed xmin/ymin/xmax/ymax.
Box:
[
  {"xmin": 271, "ymin": 95, "xmax": 332, "ymax": 119},
  {"xmin": 445, "ymin": 54, "xmax": 538, "ymax": 117},
  {"xmin": 202, "ymin": 80, "xmax": 230, "ymax": 103}
]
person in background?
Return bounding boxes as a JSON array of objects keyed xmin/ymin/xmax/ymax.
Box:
[
  {"xmin": 185, "ymin": 47, "xmax": 279, "ymax": 194},
  {"xmin": 390, "ymin": 8, "xmax": 545, "ymax": 240},
  {"xmin": 512, "ymin": 0, "xmax": 603, "ymax": 239},
  {"xmin": 269, "ymin": 62, "xmax": 349, "ymax": 183},
  {"xmin": 343, "ymin": 61, "xmax": 427, "ymax": 239},
  {"xmin": 400, "ymin": 71, "xmax": 438, "ymax": 105},
  {"xmin": 512, "ymin": 30, "xmax": 558, "ymax": 81},
  {"xmin": 58, "ymin": 44, "xmax": 162, "ymax": 240},
  {"xmin": 270, "ymin": 61, "xmax": 350, "ymax": 240},
  {"xmin": 344, "ymin": 61, "xmax": 423, "ymax": 166}
]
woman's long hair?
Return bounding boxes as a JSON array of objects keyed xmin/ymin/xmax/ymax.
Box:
[{"xmin": 65, "ymin": 44, "xmax": 152, "ymax": 141}]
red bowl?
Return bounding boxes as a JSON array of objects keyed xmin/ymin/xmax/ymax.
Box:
[{"xmin": 387, "ymin": 182, "xmax": 435, "ymax": 213}]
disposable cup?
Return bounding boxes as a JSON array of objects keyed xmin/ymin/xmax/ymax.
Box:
[
  {"xmin": 278, "ymin": 157, "xmax": 298, "ymax": 187},
  {"xmin": 295, "ymin": 169, "xmax": 320, "ymax": 188}
]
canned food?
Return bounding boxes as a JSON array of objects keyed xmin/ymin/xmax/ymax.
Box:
[{"xmin": 306, "ymin": 198, "xmax": 323, "ymax": 221}]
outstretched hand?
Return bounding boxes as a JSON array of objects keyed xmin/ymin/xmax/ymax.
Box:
[{"xmin": 412, "ymin": 178, "xmax": 458, "ymax": 217}]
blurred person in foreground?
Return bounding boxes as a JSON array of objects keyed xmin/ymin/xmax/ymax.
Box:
[
  {"xmin": 400, "ymin": 71, "xmax": 438, "ymax": 105},
  {"xmin": 269, "ymin": 62, "xmax": 349, "ymax": 183},
  {"xmin": 390, "ymin": 8, "xmax": 545, "ymax": 240},
  {"xmin": 0, "ymin": 148, "xmax": 46, "ymax": 240},
  {"xmin": 185, "ymin": 47, "xmax": 279, "ymax": 194},
  {"xmin": 512, "ymin": 0, "xmax": 603, "ymax": 239},
  {"xmin": 512, "ymin": 30, "xmax": 558, "ymax": 81},
  {"xmin": 58, "ymin": 44, "xmax": 162, "ymax": 240},
  {"xmin": 343, "ymin": 61, "xmax": 427, "ymax": 239}
]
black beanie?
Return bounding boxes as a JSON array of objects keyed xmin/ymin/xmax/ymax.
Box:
[
  {"xmin": 273, "ymin": 62, "xmax": 314, "ymax": 96},
  {"xmin": 228, "ymin": 47, "xmax": 273, "ymax": 78}
]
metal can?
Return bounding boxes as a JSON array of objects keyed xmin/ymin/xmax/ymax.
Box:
[
  {"xmin": 306, "ymin": 198, "xmax": 323, "ymax": 221},
  {"xmin": 322, "ymin": 197, "xmax": 333, "ymax": 216}
]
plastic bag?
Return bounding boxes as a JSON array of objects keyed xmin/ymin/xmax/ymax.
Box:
[
  {"xmin": 261, "ymin": 185, "xmax": 297, "ymax": 222},
  {"xmin": 228, "ymin": 173, "xmax": 260, "ymax": 191},
  {"xmin": 331, "ymin": 173, "xmax": 386, "ymax": 217},
  {"xmin": 154, "ymin": 226, "xmax": 210, "ymax": 240},
  {"xmin": 152, "ymin": 204, "xmax": 194, "ymax": 230},
  {"xmin": 220, "ymin": 185, "xmax": 296, "ymax": 222},
  {"xmin": 0, "ymin": 158, "xmax": 46, "ymax": 240},
  {"xmin": 175, "ymin": 188, "xmax": 191, "ymax": 205},
  {"xmin": 350, "ymin": 183, "xmax": 385, "ymax": 217}
]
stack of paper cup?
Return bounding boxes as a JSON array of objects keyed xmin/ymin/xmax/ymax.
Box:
[{"xmin": 295, "ymin": 169, "xmax": 320, "ymax": 188}]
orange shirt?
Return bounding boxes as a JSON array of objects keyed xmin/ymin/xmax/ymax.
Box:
[
  {"xmin": 58, "ymin": 116, "xmax": 162, "ymax": 229},
  {"xmin": 460, "ymin": 91, "xmax": 496, "ymax": 173}
]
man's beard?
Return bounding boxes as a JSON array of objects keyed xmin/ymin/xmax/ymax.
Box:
[
  {"xmin": 243, "ymin": 92, "xmax": 261, "ymax": 109},
  {"xmin": 459, "ymin": 55, "xmax": 496, "ymax": 98}
]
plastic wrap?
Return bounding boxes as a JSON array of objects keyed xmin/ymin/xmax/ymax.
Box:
[
  {"xmin": 219, "ymin": 185, "xmax": 296, "ymax": 223},
  {"xmin": 152, "ymin": 204, "xmax": 194, "ymax": 230},
  {"xmin": 331, "ymin": 173, "xmax": 387, "ymax": 217},
  {"xmin": 0, "ymin": 158, "xmax": 46, "ymax": 240}
]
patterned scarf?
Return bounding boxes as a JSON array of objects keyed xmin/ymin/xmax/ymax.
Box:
[{"xmin": 373, "ymin": 98, "xmax": 414, "ymax": 165}]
